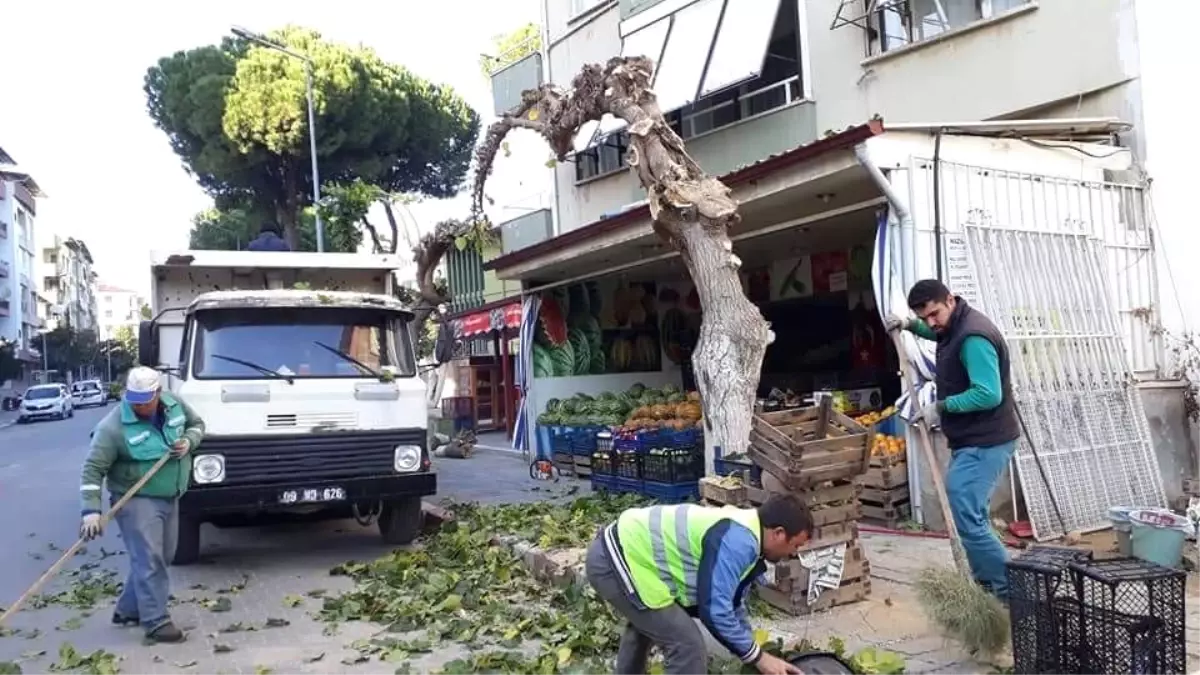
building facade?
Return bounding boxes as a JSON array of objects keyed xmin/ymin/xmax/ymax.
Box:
[
  {"xmin": 40, "ymin": 235, "xmax": 98, "ymax": 334},
  {"xmin": 0, "ymin": 145, "xmax": 45, "ymax": 372},
  {"xmin": 96, "ymin": 283, "xmax": 145, "ymax": 341}
]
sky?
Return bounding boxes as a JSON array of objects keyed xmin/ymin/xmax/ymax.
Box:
[{"xmin": 0, "ymin": 0, "xmax": 550, "ymax": 295}]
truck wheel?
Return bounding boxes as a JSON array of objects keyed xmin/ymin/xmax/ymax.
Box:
[
  {"xmin": 378, "ymin": 497, "xmax": 423, "ymax": 545},
  {"xmin": 171, "ymin": 515, "xmax": 202, "ymax": 566}
]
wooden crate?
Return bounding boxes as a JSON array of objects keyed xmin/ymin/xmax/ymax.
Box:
[
  {"xmin": 869, "ymin": 451, "xmax": 905, "ymax": 469},
  {"xmin": 552, "ymin": 452, "xmax": 576, "ymax": 477},
  {"xmin": 766, "ymin": 542, "xmax": 869, "ymax": 594},
  {"xmin": 859, "ymin": 485, "xmax": 909, "ymax": 506},
  {"xmin": 573, "ymin": 454, "xmax": 593, "ymax": 477},
  {"xmin": 861, "ymin": 462, "xmax": 908, "ymax": 490},
  {"xmin": 859, "ymin": 500, "xmax": 912, "ymax": 527},
  {"xmin": 699, "ymin": 476, "xmax": 747, "ymax": 506},
  {"xmin": 744, "ymin": 480, "xmax": 861, "ymax": 509},
  {"xmin": 748, "ymin": 402, "xmax": 873, "ymax": 491},
  {"xmin": 756, "ymin": 576, "xmax": 872, "ymax": 615}
]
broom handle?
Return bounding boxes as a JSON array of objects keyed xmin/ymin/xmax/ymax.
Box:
[
  {"xmin": 0, "ymin": 452, "xmax": 175, "ymax": 626},
  {"xmin": 890, "ymin": 329, "xmax": 971, "ymax": 574}
]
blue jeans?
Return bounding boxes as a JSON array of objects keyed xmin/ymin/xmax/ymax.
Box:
[
  {"xmin": 945, "ymin": 441, "xmax": 1015, "ymax": 600},
  {"xmin": 113, "ymin": 496, "xmax": 177, "ymax": 633}
]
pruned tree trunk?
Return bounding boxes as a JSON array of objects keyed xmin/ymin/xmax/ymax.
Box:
[
  {"xmin": 470, "ymin": 56, "xmax": 773, "ymax": 463},
  {"xmin": 409, "ymin": 219, "xmax": 472, "ymax": 350}
]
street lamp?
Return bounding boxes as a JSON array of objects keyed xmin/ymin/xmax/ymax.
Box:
[{"xmin": 230, "ymin": 25, "xmax": 325, "ymax": 253}]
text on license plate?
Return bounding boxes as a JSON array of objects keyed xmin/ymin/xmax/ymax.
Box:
[{"xmin": 279, "ymin": 487, "xmax": 345, "ymax": 504}]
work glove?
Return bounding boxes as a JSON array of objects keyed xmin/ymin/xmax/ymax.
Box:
[
  {"xmin": 883, "ymin": 314, "xmax": 908, "ymax": 333},
  {"xmin": 914, "ymin": 400, "xmax": 943, "ymax": 429},
  {"xmin": 171, "ymin": 438, "xmax": 191, "ymax": 458},
  {"xmin": 80, "ymin": 513, "xmax": 103, "ymax": 541}
]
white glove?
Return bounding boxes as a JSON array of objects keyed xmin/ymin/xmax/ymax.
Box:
[
  {"xmin": 80, "ymin": 513, "xmax": 103, "ymax": 541},
  {"xmin": 914, "ymin": 400, "xmax": 942, "ymax": 428}
]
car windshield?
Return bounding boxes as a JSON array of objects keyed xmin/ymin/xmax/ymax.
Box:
[
  {"xmin": 192, "ymin": 307, "xmax": 416, "ymax": 380},
  {"xmin": 26, "ymin": 387, "xmax": 61, "ymax": 400}
]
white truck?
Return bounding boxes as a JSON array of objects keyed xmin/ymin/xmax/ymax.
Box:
[{"xmin": 138, "ymin": 250, "xmax": 436, "ymax": 564}]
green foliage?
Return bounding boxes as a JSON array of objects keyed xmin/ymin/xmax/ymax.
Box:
[
  {"xmin": 34, "ymin": 328, "xmax": 99, "ymax": 376},
  {"xmin": 49, "ymin": 643, "xmax": 120, "ymax": 675},
  {"xmin": 189, "ymin": 206, "xmax": 256, "ymax": 250},
  {"xmin": 139, "ymin": 304, "xmax": 152, "ymax": 320},
  {"xmin": 480, "ymin": 23, "xmax": 542, "ymax": 77},
  {"xmin": 146, "ymin": 25, "xmax": 480, "ymax": 245},
  {"xmin": 0, "ymin": 338, "xmax": 22, "ymax": 384}
]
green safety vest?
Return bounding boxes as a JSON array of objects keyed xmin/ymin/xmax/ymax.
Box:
[{"xmin": 616, "ymin": 504, "xmax": 762, "ymax": 609}]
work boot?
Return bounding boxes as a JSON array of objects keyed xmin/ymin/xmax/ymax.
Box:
[
  {"xmin": 111, "ymin": 612, "xmax": 139, "ymax": 627},
  {"xmin": 146, "ymin": 622, "xmax": 185, "ymax": 643}
]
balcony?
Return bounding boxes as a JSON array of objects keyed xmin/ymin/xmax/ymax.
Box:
[
  {"xmin": 0, "ymin": 260, "xmax": 8, "ymax": 278},
  {"xmin": 499, "ymin": 209, "xmax": 554, "ymax": 255},
  {"xmin": 490, "ymin": 52, "xmax": 543, "ymax": 117}
]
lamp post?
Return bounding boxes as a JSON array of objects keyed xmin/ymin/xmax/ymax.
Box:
[{"xmin": 231, "ymin": 25, "xmax": 325, "ymax": 253}]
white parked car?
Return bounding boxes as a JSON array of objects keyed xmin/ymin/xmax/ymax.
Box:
[
  {"xmin": 71, "ymin": 380, "xmax": 107, "ymax": 408},
  {"xmin": 18, "ymin": 384, "xmax": 74, "ymax": 423}
]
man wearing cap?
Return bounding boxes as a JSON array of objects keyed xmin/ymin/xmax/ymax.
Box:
[{"xmin": 78, "ymin": 367, "xmax": 206, "ymax": 643}]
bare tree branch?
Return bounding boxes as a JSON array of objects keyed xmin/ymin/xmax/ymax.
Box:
[
  {"xmin": 471, "ymin": 55, "xmax": 773, "ymax": 466},
  {"xmin": 380, "ymin": 201, "xmax": 401, "ymax": 254},
  {"xmin": 360, "ymin": 217, "xmax": 385, "ymax": 254}
]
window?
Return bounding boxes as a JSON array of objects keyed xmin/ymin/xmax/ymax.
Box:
[
  {"xmin": 570, "ymin": 0, "xmax": 606, "ymax": 18},
  {"xmin": 575, "ymin": 131, "xmax": 631, "ymax": 182},
  {"xmin": 105, "ymin": 309, "xmax": 113, "ymax": 318},
  {"xmin": 0, "ymin": 220, "xmax": 7, "ymax": 238},
  {"xmin": 871, "ymin": 0, "xmax": 1030, "ymax": 54},
  {"xmin": 192, "ymin": 307, "xmax": 416, "ymax": 380}
]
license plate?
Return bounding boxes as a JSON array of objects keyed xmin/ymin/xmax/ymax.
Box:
[{"xmin": 278, "ymin": 487, "xmax": 345, "ymax": 504}]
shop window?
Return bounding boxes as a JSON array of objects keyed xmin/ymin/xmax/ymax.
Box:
[{"xmin": 870, "ymin": 0, "xmax": 1031, "ymax": 54}]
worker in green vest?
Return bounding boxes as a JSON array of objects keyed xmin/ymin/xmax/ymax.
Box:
[{"xmin": 585, "ymin": 494, "xmax": 813, "ymax": 674}]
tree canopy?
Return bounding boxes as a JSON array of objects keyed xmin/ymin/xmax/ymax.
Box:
[
  {"xmin": 479, "ymin": 23, "xmax": 542, "ymax": 78},
  {"xmin": 0, "ymin": 339, "xmax": 22, "ymax": 385},
  {"xmin": 147, "ymin": 26, "xmax": 481, "ymax": 248}
]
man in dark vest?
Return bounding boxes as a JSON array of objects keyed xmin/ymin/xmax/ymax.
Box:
[
  {"xmin": 246, "ymin": 222, "xmax": 291, "ymax": 251},
  {"xmin": 887, "ymin": 279, "xmax": 1020, "ymax": 602}
]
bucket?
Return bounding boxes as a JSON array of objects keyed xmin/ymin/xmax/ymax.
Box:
[
  {"xmin": 1128, "ymin": 509, "xmax": 1195, "ymax": 568},
  {"xmin": 787, "ymin": 651, "xmax": 856, "ymax": 675},
  {"xmin": 1109, "ymin": 506, "xmax": 1136, "ymax": 556}
]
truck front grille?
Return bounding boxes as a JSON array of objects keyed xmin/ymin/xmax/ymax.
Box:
[{"xmin": 196, "ymin": 429, "xmax": 425, "ymax": 487}]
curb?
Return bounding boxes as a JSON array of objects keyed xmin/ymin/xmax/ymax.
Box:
[
  {"xmin": 420, "ymin": 501, "xmax": 456, "ymax": 534},
  {"xmin": 493, "ymin": 534, "xmax": 587, "ymax": 589}
]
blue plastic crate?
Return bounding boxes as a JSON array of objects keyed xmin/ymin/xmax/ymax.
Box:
[
  {"xmin": 877, "ymin": 415, "xmax": 900, "ymax": 437},
  {"xmin": 641, "ymin": 480, "xmax": 699, "ymax": 501},
  {"xmin": 713, "ymin": 458, "xmax": 762, "ymax": 484},
  {"xmin": 591, "ymin": 473, "xmax": 643, "ymax": 495},
  {"xmin": 614, "ymin": 428, "xmax": 659, "ymax": 453},
  {"xmin": 662, "ymin": 427, "xmax": 702, "ymax": 449},
  {"xmin": 535, "ymin": 425, "xmax": 554, "ymax": 460},
  {"xmin": 570, "ymin": 426, "xmax": 603, "ymax": 457},
  {"xmin": 550, "ymin": 426, "xmax": 574, "ymax": 454}
]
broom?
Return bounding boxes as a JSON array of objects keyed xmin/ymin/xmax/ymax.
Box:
[
  {"xmin": 889, "ymin": 329, "xmax": 1010, "ymax": 657},
  {"xmin": 0, "ymin": 452, "xmax": 174, "ymax": 627}
]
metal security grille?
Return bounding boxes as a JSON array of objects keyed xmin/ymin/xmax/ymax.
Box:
[{"xmin": 964, "ymin": 225, "xmax": 1167, "ymax": 540}]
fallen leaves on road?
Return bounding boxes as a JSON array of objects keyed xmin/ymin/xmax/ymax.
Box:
[
  {"xmin": 30, "ymin": 570, "xmax": 120, "ymax": 611},
  {"xmin": 200, "ymin": 597, "xmax": 232, "ymax": 613},
  {"xmin": 281, "ymin": 594, "xmax": 304, "ymax": 608},
  {"xmin": 49, "ymin": 643, "xmax": 120, "ymax": 675}
]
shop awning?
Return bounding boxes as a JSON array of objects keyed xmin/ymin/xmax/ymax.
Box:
[
  {"xmin": 574, "ymin": 0, "xmax": 783, "ymax": 151},
  {"xmin": 453, "ymin": 301, "xmax": 523, "ymax": 338}
]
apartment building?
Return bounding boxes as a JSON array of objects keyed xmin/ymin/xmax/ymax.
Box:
[
  {"xmin": 0, "ymin": 145, "xmax": 46, "ymax": 371},
  {"xmin": 40, "ymin": 235, "xmax": 98, "ymax": 333},
  {"xmin": 96, "ymin": 283, "xmax": 146, "ymax": 341}
]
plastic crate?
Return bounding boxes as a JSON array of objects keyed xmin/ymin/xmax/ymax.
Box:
[
  {"xmin": 535, "ymin": 425, "xmax": 554, "ymax": 460},
  {"xmin": 661, "ymin": 427, "xmax": 702, "ymax": 449},
  {"xmin": 641, "ymin": 480, "xmax": 699, "ymax": 501},
  {"xmin": 877, "ymin": 415, "xmax": 900, "ymax": 437},
  {"xmin": 642, "ymin": 447, "xmax": 703, "ymax": 484},
  {"xmin": 570, "ymin": 427, "xmax": 603, "ymax": 457},
  {"xmin": 1007, "ymin": 546, "xmax": 1094, "ymax": 674},
  {"xmin": 613, "ymin": 451, "xmax": 641, "ymax": 480},
  {"xmin": 591, "ymin": 473, "xmax": 642, "ymax": 495},
  {"xmin": 1065, "ymin": 557, "xmax": 1187, "ymax": 674},
  {"xmin": 550, "ymin": 426, "xmax": 574, "ymax": 455},
  {"xmin": 614, "ymin": 428, "xmax": 658, "ymax": 453}
]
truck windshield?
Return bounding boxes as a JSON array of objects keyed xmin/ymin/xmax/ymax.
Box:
[{"xmin": 192, "ymin": 307, "xmax": 416, "ymax": 380}]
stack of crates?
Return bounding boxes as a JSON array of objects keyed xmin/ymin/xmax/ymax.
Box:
[
  {"xmin": 441, "ymin": 397, "xmax": 474, "ymax": 434},
  {"xmin": 1006, "ymin": 549, "xmax": 1187, "ymax": 674},
  {"xmin": 590, "ymin": 427, "xmax": 703, "ymax": 499}
]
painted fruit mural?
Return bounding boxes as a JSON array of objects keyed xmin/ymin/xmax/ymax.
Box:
[{"xmin": 534, "ymin": 280, "xmax": 664, "ymax": 378}]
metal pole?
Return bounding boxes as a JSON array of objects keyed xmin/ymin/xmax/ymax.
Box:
[{"xmin": 305, "ymin": 62, "xmax": 324, "ymax": 253}]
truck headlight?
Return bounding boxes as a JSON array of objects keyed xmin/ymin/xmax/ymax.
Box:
[
  {"xmin": 193, "ymin": 454, "xmax": 226, "ymax": 484},
  {"xmin": 393, "ymin": 445, "xmax": 422, "ymax": 473}
]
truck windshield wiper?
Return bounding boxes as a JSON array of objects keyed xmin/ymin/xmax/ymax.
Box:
[
  {"xmin": 210, "ymin": 354, "xmax": 295, "ymax": 384},
  {"xmin": 312, "ymin": 341, "xmax": 387, "ymax": 381}
]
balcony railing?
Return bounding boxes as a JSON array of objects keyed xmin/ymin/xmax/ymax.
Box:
[{"xmin": 680, "ymin": 76, "xmax": 803, "ymax": 140}]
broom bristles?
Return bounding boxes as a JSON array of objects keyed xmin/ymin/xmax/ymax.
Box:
[{"xmin": 914, "ymin": 565, "xmax": 1011, "ymax": 656}]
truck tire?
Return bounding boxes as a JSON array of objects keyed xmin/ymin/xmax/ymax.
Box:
[
  {"xmin": 171, "ymin": 514, "xmax": 202, "ymax": 566},
  {"xmin": 378, "ymin": 497, "xmax": 423, "ymax": 545}
]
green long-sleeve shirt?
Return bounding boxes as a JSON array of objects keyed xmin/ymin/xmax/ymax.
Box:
[{"xmin": 908, "ymin": 320, "xmax": 1003, "ymax": 413}]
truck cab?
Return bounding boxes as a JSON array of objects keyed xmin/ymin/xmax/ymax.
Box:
[{"xmin": 139, "ymin": 251, "xmax": 435, "ymax": 564}]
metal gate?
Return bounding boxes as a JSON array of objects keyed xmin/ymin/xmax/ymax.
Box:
[{"xmin": 964, "ymin": 226, "xmax": 1167, "ymax": 539}]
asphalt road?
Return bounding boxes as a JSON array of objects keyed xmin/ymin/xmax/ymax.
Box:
[{"xmin": 0, "ymin": 406, "xmax": 580, "ymax": 673}]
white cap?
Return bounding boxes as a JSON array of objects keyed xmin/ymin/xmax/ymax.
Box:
[{"xmin": 124, "ymin": 366, "xmax": 162, "ymax": 404}]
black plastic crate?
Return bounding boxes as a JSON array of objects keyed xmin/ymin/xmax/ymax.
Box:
[
  {"xmin": 642, "ymin": 447, "xmax": 702, "ymax": 484},
  {"xmin": 1053, "ymin": 596, "xmax": 1169, "ymax": 675},
  {"xmin": 613, "ymin": 451, "xmax": 641, "ymax": 480},
  {"xmin": 592, "ymin": 433, "xmax": 615, "ymax": 476},
  {"xmin": 1065, "ymin": 557, "xmax": 1187, "ymax": 674},
  {"xmin": 1007, "ymin": 546, "xmax": 1094, "ymax": 674}
]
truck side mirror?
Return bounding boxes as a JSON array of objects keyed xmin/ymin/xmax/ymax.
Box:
[{"xmin": 138, "ymin": 320, "xmax": 159, "ymax": 367}]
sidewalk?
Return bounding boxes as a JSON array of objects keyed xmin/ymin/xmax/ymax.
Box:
[{"xmin": 0, "ymin": 409, "xmax": 18, "ymax": 430}]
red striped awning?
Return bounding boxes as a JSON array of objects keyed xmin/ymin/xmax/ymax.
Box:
[{"xmin": 454, "ymin": 302, "xmax": 522, "ymax": 338}]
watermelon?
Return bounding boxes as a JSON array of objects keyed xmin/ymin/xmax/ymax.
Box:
[
  {"xmin": 538, "ymin": 296, "xmax": 569, "ymax": 347},
  {"xmin": 549, "ymin": 341, "xmax": 575, "ymax": 377},
  {"xmin": 532, "ymin": 343, "xmax": 554, "ymax": 379},
  {"xmin": 661, "ymin": 384, "xmax": 681, "ymax": 395},
  {"xmin": 575, "ymin": 393, "xmax": 594, "ymax": 401},
  {"xmin": 559, "ymin": 399, "xmax": 578, "ymax": 415},
  {"xmin": 627, "ymin": 383, "xmax": 647, "ymax": 398},
  {"xmin": 569, "ymin": 327, "xmax": 591, "ymax": 376},
  {"xmin": 545, "ymin": 398, "xmax": 562, "ymax": 413},
  {"xmin": 598, "ymin": 391, "xmax": 617, "ymax": 401}
]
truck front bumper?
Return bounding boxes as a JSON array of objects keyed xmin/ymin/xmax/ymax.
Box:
[{"xmin": 181, "ymin": 472, "xmax": 437, "ymax": 516}]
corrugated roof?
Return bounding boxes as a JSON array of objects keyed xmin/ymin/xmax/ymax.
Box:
[{"xmin": 484, "ymin": 120, "xmax": 883, "ymax": 272}]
